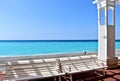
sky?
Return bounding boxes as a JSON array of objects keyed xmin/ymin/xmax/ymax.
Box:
[{"xmin": 0, "ymin": 0, "xmax": 120, "ymax": 40}]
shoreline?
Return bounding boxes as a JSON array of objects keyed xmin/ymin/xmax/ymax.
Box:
[
  {"xmin": 0, "ymin": 49, "xmax": 120, "ymax": 63},
  {"xmin": 0, "ymin": 51, "xmax": 97, "ymax": 62},
  {"xmin": 0, "ymin": 51, "xmax": 97, "ymax": 57},
  {"xmin": 0, "ymin": 49, "xmax": 120, "ymax": 58}
]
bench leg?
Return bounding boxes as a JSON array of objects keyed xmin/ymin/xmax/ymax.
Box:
[
  {"xmin": 59, "ymin": 76, "xmax": 61, "ymax": 81},
  {"xmin": 103, "ymin": 68, "xmax": 106, "ymax": 76},
  {"xmin": 69, "ymin": 74, "xmax": 73, "ymax": 81}
]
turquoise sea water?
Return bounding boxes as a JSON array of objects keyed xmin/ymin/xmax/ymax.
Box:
[{"xmin": 0, "ymin": 40, "xmax": 120, "ymax": 57}]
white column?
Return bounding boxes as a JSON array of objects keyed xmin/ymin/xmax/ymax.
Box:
[{"xmin": 93, "ymin": 0, "xmax": 118, "ymax": 69}]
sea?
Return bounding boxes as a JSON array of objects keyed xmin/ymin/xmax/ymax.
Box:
[{"xmin": 0, "ymin": 40, "xmax": 120, "ymax": 57}]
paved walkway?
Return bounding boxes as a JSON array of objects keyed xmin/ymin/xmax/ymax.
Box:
[
  {"xmin": 0, "ymin": 73, "xmax": 5, "ymax": 81},
  {"xmin": 76, "ymin": 62, "xmax": 120, "ymax": 81},
  {"xmin": 1, "ymin": 67, "xmax": 120, "ymax": 81}
]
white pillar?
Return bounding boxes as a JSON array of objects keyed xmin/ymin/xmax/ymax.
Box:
[{"xmin": 93, "ymin": 0, "xmax": 119, "ymax": 68}]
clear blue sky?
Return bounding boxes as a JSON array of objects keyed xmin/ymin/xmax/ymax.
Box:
[{"xmin": 0, "ymin": 0, "xmax": 120, "ymax": 40}]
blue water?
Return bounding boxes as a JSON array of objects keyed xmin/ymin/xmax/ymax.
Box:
[{"xmin": 0, "ymin": 40, "xmax": 120, "ymax": 57}]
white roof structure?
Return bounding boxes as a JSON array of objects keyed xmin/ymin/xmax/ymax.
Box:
[
  {"xmin": 93, "ymin": 0, "xmax": 120, "ymax": 9},
  {"xmin": 93, "ymin": 0, "xmax": 120, "ymax": 5}
]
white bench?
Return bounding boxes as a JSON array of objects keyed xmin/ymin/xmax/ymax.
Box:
[{"xmin": 4, "ymin": 55, "xmax": 106, "ymax": 81}]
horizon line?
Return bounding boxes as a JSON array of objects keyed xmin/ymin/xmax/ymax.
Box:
[{"xmin": 0, "ymin": 40, "xmax": 120, "ymax": 42}]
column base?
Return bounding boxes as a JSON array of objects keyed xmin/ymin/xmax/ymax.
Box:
[
  {"xmin": 107, "ymin": 57, "xmax": 118, "ymax": 69},
  {"xmin": 0, "ymin": 72, "xmax": 5, "ymax": 81}
]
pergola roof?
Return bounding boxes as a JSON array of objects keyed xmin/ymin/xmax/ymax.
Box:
[{"xmin": 93, "ymin": 0, "xmax": 120, "ymax": 5}]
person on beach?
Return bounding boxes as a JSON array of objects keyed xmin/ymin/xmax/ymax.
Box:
[{"xmin": 84, "ymin": 51, "xmax": 86, "ymax": 55}]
